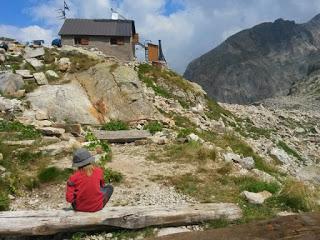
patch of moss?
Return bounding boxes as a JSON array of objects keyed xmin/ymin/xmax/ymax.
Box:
[
  {"xmin": 60, "ymin": 51, "xmax": 99, "ymax": 73},
  {"xmin": 205, "ymin": 96, "xmax": 233, "ymax": 120}
]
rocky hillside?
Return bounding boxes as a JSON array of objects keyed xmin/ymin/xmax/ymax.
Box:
[
  {"xmin": 184, "ymin": 14, "xmax": 320, "ymax": 104},
  {"xmin": 0, "ymin": 41, "xmax": 320, "ymax": 239}
]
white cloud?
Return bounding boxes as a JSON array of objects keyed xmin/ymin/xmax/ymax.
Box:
[
  {"xmin": 23, "ymin": 0, "xmax": 320, "ymax": 73},
  {"xmin": 0, "ymin": 25, "xmax": 54, "ymax": 44}
]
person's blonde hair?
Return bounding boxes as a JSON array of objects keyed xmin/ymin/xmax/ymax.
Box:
[{"xmin": 79, "ymin": 163, "xmax": 95, "ymax": 176}]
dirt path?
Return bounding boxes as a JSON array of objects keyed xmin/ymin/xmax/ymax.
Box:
[{"xmin": 11, "ymin": 143, "xmax": 196, "ymax": 210}]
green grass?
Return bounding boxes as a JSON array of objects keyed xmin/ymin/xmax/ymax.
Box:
[
  {"xmin": 205, "ymin": 97, "xmax": 233, "ymax": 120},
  {"xmin": 38, "ymin": 167, "xmax": 73, "ymax": 183},
  {"xmin": 104, "ymin": 168, "xmax": 123, "ymax": 184},
  {"xmin": 60, "ymin": 51, "xmax": 99, "ymax": 73},
  {"xmin": 102, "ymin": 120, "xmax": 129, "ymax": 131},
  {"xmin": 0, "ymin": 120, "xmax": 41, "ymax": 140},
  {"xmin": 236, "ymin": 177, "xmax": 280, "ymax": 194},
  {"xmin": 15, "ymin": 151, "xmax": 43, "ymax": 165},
  {"xmin": 137, "ymin": 63, "xmax": 198, "ymax": 106},
  {"xmin": 144, "ymin": 121, "xmax": 163, "ymax": 134},
  {"xmin": 277, "ymin": 140, "xmax": 303, "ymax": 161},
  {"xmin": 0, "ymin": 192, "xmax": 9, "ymax": 211},
  {"xmin": 149, "ymin": 141, "xmax": 216, "ymax": 164}
]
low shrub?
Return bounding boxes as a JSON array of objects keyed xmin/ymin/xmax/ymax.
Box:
[
  {"xmin": 104, "ymin": 168, "xmax": 123, "ymax": 184},
  {"xmin": 0, "ymin": 120, "xmax": 41, "ymax": 140},
  {"xmin": 144, "ymin": 121, "xmax": 163, "ymax": 134},
  {"xmin": 102, "ymin": 120, "xmax": 129, "ymax": 131}
]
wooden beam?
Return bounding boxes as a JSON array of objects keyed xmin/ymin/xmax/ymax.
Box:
[
  {"xmin": 93, "ymin": 130, "xmax": 151, "ymax": 143},
  {"xmin": 0, "ymin": 203, "xmax": 241, "ymax": 236},
  {"xmin": 153, "ymin": 212, "xmax": 320, "ymax": 240}
]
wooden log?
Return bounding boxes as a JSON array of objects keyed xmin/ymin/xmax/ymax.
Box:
[
  {"xmin": 0, "ymin": 203, "xmax": 241, "ymax": 236},
  {"xmin": 153, "ymin": 212, "xmax": 320, "ymax": 240},
  {"xmin": 94, "ymin": 130, "xmax": 151, "ymax": 143}
]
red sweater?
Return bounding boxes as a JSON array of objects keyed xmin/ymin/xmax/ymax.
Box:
[{"xmin": 66, "ymin": 167, "xmax": 105, "ymax": 212}]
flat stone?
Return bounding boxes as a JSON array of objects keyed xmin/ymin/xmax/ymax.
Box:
[
  {"xmin": 3, "ymin": 140, "xmax": 35, "ymax": 146},
  {"xmin": 157, "ymin": 227, "xmax": 191, "ymax": 237},
  {"xmin": 33, "ymin": 72, "xmax": 48, "ymax": 85},
  {"xmin": 94, "ymin": 130, "xmax": 151, "ymax": 143},
  {"xmin": 26, "ymin": 58, "xmax": 44, "ymax": 71},
  {"xmin": 15, "ymin": 70, "xmax": 33, "ymax": 79},
  {"xmin": 24, "ymin": 46, "xmax": 44, "ymax": 59},
  {"xmin": 38, "ymin": 127, "xmax": 65, "ymax": 137},
  {"xmin": 242, "ymin": 191, "xmax": 272, "ymax": 204},
  {"xmin": 52, "ymin": 123, "xmax": 82, "ymax": 136},
  {"xmin": 270, "ymin": 147, "xmax": 292, "ymax": 165}
]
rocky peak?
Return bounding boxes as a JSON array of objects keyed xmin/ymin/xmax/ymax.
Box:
[{"xmin": 184, "ymin": 13, "xmax": 320, "ymax": 104}]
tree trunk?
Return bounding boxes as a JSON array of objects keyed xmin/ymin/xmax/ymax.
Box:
[{"xmin": 0, "ymin": 203, "xmax": 242, "ymax": 236}]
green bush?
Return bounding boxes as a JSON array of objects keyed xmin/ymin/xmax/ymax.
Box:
[
  {"xmin": 102, "ymin": 120, "xmax": 129, "ymax": 131},
  {"xmin": 38, "ymin": 167, "xmax": 73, "ymax": 183},
  {"xmin": 85, "ymin": 131, "xmax": 111, "ymax": 153},
  {"xmin": 104, "ymin": 168, "xmax": 123, "ymax": 183},
  {"xmin": 16, "ymin": 151, "xmax": 42, "ymax": 165},
  {"xmin": 144, "ymin": 121, "xmax": 163, "ymax": 134}
]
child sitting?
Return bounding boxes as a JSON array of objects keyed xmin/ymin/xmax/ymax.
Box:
[{"xmin": 66, "ymin": 148, "xmax": 113, "ymax": 212}]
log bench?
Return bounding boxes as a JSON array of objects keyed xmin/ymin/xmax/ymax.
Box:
[{"xmin": 0, "ymin": 203, "xmax": 242, "ymax": 236}]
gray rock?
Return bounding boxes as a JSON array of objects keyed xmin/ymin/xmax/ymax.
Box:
[
  {"xmin": 0, "ymin": 72, "xmax": 24, "ymax": 96},
  {"xmin": 187, "ymin": 133, "xmax": 204, "ymax": 143},
  {"xmin": 251, "ymin": 169, "xmax": 278, "ymax": 184},
  {"xmin": 45, "ymin": 70, "xmax": 59, "ymax": 79},
  {"xmin": 24, "ymin": 46, "xmax": 44, "ymax": 59},
  {"xmin": 241, "ymin": 191, "xmax": 272, "ymax": 204},
  {"xmin": 73, "ymin": 63, "xmax": 158, "ymax": 122},
  {"xmin": 33, "ymin": 72, "xmax": 48, "ymax": 85},
  {"xmin": 58, "ymin": 58, "xmax": 71, "ymax": 72},
  {"xmin": 0, "ymin": 154, "xmax": 3, "ymax": 161},
  {"xmin": 15, "ymin": 70, "xmax": 33, "ymax": 79},
  {"xmin": 0, "ymin": 165, "xmax": 5, "ymax": 172},
  {"xmin": 0, "ymin": 97, "xmax": 22, "ymax": 112},
  {"xmin": 238, "ymin": 157, "xmax": 255, "ymax": 170},
  {"xmin": 38, "ymin": 127, "xmax": 65, "ymax": 137},
  {"xmin": 296, "ymin": 165, "xmax": 320, "ymax": 184},
  {"xmin": 224, "ymin": 152, "xmax": 241, "ymax": 163},
  {"xmin": 270, "ymin": 147, "xmax": 292, "ymax": 165},
  {"xmin": 27, "ymin": 83, "xmax": 100, "ymax": 124},
  {"xmin": 26, "ymin": 58, "xmax": 44, "ymax": 71}
]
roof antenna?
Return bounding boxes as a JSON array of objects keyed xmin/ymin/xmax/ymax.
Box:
[
  {"xmin": 57, "ymin": 0, "xmax": 70, "ymax": 19},
  {"xmin": 111, "ymin": 8, "xmax": 127, "ymax": 20}
]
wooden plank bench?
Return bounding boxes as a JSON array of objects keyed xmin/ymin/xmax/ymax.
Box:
[
  {"xmin": 0, "ymin": 203, "xmax": 242, "ymax": 236},
  {"xmin": 93, "ymin": 130, "xmax": 151, "ymax": 143}
]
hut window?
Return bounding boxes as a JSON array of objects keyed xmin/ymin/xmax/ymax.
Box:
[
  {"xmin": 110, "ymin": 37, "xmax": 124, "ymax": 45},
  {"xmin": 74, "ymin": 37, "xmax": 89, "ymax": 45}
]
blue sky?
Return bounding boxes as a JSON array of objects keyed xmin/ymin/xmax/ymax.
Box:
[{"xmin": 1, "ymin": 0, "xmax": 320, "ymax": 73}]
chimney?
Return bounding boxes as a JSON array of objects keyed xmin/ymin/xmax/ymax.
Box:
[
  {"xmin": 158, "ymin": 40, "xmax": 166, "ymax": 62},
  {"xmin": 112, "ymin": 12, "xmax": 119, "ymax": 20}
]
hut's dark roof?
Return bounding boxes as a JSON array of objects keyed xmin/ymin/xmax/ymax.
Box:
[{"xmin": 59, "ymin": 19, "xmax": 136, "ymax": 37}]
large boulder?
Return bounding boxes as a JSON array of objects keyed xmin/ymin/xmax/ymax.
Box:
[
  {"xmin": 27, "ymin": 82, "xmax": 100, "ymax": 124},
  {"xmin": 0, "ymin": 97, "xmax": 23, "ymax": 112},
  {"xmin": 241, "ymin": 191, "xmax": 272, "ymax": 204},
  {"xmin": 0, "ymin": 72, "xmax": 24, "ymax": 96},
  {"xmin": 72, "ymin": 63, "xmax": 159, "ymax": 122}
]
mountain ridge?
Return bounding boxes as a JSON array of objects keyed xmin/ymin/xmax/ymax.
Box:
[{"xmin": 184, "ymin": 13, "xmax": 320, "ymax": 104}]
